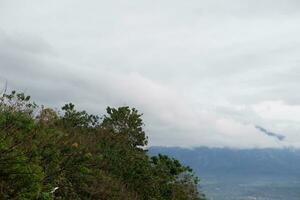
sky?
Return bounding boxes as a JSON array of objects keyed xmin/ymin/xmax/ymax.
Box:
[{"xmin": 1, "ymin": 0, "xmax": 300, "ymax": 148}]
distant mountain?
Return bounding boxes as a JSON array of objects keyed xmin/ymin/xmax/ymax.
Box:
[
  {"xmin": 148, "ymin": 147, "xmax": 300, "ymax": 177},
  {"xmin": 148, "ymin": 147, "xmax": 300, "ymax": 200}
]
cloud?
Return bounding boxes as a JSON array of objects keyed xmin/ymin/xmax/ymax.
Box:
[
  {"xmin": 255, "ymin": 125, "xmax": 285, "ymax": 141},
  {"xmin": 1, "ymin": 0, "xmax": 300, "ymax": 148}
]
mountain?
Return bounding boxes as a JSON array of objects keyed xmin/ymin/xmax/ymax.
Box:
[
  {"xmin": 148, "ymin": 147, "xmax": 300, "ymax": 176},
  {"xmin": 148, "ymin": 147, "xmax": 300, "ymax": 200}
]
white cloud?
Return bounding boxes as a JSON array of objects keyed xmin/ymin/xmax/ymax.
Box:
[
  {"xmin": 1, "ymin": 0, "xmax": 300, "ymax": 148},
  {"xmin": 253, "ymin": 101, "xmax": 300, "ymax": 122}
]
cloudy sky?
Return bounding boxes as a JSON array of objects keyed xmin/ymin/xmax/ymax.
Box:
[{"xmin": 1, "ymin": 0, "xmax": 300, "ymax": 148}]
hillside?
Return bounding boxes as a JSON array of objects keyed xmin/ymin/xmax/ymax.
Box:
[{"xmin": 0, "ymin": 91, "xmax": 205, "ymax": 200}]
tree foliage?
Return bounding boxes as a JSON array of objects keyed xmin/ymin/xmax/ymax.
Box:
[{"xmin": 0, "ymin": 91, "xmax": 206, "ymax": 200}]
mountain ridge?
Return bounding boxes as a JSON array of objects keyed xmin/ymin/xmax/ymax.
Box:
[{"xmin": 148, "ymin": 146, "xmax": 300, "ymax": 177}]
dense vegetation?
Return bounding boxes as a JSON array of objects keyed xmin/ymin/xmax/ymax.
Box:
[{"xmin": 0, "ymin": 91, "xmax": 205, "ymax": 200}]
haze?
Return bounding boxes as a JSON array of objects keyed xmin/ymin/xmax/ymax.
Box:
[{"xmin": 1, "ymin": 0, "xmax": 300, "ymax": 148}]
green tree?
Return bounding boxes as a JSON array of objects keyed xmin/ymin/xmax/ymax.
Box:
[
  {"xmin": 102, "ymin": 106, "xmax": 148, "ymax": 148},
  {"xmin": 0, "ymin": 91, "xmax": 206, "ymax": 200}
]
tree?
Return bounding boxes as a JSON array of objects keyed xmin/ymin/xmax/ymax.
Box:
[
  {"xmin": 102, "ymin": 106, "xmax": 148, "ymax": 148},
  {"xmin": 150, "ymin": 154, "xmax": 205, "ymax": 200},
  {"xmin": 0, "ymin": 91, "xmax": 206, "ymax": 200}
]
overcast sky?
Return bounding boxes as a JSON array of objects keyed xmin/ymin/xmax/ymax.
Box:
[{"xmin": 1, "ymin": 0, "xmax": 300, "ymax": 148}]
